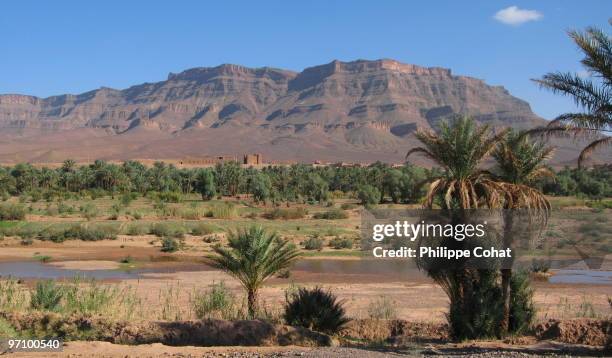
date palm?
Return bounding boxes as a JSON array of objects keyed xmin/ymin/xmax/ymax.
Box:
[
  {"xmin": 406, "ymin": 116, "xmax": 510, "ymax": 210},
  {"xmin": 407, "ymin": 116, "xmax": 510, "ymax": 338},
  {"xmin": 492, "ymin": 130, "xmax": 553, "ymax": 334},
  {"xmin": 209, "ymin": 226, "xmax": 301, "ymax": 318},
  {"xmin": 532, "ymin": 23, "xmax": 611, "ymax": 168}
]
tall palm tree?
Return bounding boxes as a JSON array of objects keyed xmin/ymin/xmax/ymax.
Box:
[
  {"xmin": 407, "ymin": 116, "xmax": 511, "ymax": 338},
  {"xmin": 532, "ymin": 23, "xmax": 611, "ymax": 168},
  {"xmin": 209, "ymin": 226, "xmax": 301, "ymax": 318},
  {"xmin": 406, "ymin": 116, "xmax": 510, "ymax": 209},
  {"xmin": 492, "ymin": 130, "xmax": 553, "ymax": 333}
]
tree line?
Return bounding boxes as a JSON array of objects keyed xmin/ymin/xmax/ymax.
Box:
[{"xmin": 0, "ymin": 159, "xmax": 609, "ymax": 204}]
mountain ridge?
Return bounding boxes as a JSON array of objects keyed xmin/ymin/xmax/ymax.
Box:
[{"xmin": 0, "ymin": 59, "xmax": 597, "ymax": 165}]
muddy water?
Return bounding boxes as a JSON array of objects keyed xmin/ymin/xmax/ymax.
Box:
[{"xmin": 0, "ymin": 258, "xmax": 609, "ymax": 285}]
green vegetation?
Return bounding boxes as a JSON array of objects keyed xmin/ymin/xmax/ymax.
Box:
[
  {"xmin": 302, "ymin": 236, "xmax": 324, "ymax": 250},
  {"xmin": 161, "ymin": 237, "xmax": 180, "ymax": 252},
  {"xmin": 284, "ymin": 287, "xmax": 350, "ymax": 334},
  {"xmin": 0, "ymin": 202, "xmax": 26, "ymax": 220},
  {"xmin": 313, "ymin": 209, "xmax": 348, "ymax": 220},
  {"xmin": 263, "ymin": 207, "xmax": 307, "ymax": 220},
  {"xmin": 532, "ymin": 23, "xmax": 611, "ymax": 168},
  {"xmin": 209, "ymin": 226, "xmax": 300, "ymax": 318},
  {"xmin": 190, "ymin": 282, "xmax": 238, "ymax": 320}
]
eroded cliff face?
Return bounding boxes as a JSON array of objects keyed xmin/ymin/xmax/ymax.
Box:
[{"xmin": 0, "ymin": 59, "xmax": 549, "ymax": 163}]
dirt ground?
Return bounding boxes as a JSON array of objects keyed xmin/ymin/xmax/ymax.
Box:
[{"xmin": 9, "ymin": 340, "xmax": 607, "ymax": 357}]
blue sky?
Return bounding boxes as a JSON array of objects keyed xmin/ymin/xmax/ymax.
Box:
[{"xmin": 0, "ymin": 1, "xmax": 610, "ymax": 119}]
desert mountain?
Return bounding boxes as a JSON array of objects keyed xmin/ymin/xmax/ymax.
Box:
[{"xmin": 0, "ymin": 59, "xmax": 596, "ymax": 164}]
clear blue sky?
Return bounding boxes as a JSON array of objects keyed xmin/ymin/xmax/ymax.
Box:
[{"xmin": 0, "ymin": 1, "xmax": 610, "ymax": 119}]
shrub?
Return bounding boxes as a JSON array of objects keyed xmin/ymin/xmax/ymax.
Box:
[
  {"xmin": 530, "ymin": 259, "xmax": 550, "ymax": 273},
  {"xmin": 17, "ymin": 225, "xmax": 39, "ymax": 239},
  {"xmin": 284, "ymin": 287, "xmax": 350, "ymax": 334},
  {"xmin": 190, "ymin": 282, "xmax": 237, "ymax": 320},
  {"xmin": 156, "ymin": 191, "xmax": 182, "ymax": 203},
  {"xmin": 0, "ymin": 203, "xmax": 26, "ymax": 220},
  {"xmin": 367, "ymin": 296, "xmax": 397, "ymax": 320},
  {"xmin": 509, "ymin": 270, "xmax": 536, "ymax": 335},
  {"xmin": 150, "ymin": 222, "xmax": 186, "ymax": 238},
  {"xmin": 357, "ymin": 185, "xmax": 381, "ymax": 206},
  {"xmin": 206, "ymin": 202, "xmax": 237, "ymax": 219},
  {"xmin": 30, "ymin": 280, "xmax": 63, "ymax": 311},
  {"xmin": 263, "ymin": 207, "xmax": 307, "ymax": 220},
  {"xmin": 119, "ymin": 255, "xmax": 134, "ymax": 264},
  {"xmin": 190, "ymin": 223, "xmax": 216, "ymax": 236},
  {"xmin": 34, "ymin": 255, "xmax": 52, "ymax": 263},
  {"xmin": 20, "ymin": 238, "xmax": 33, "ymax": 246},
  {"xmin": 329, "ymin": 236, "xmax": 353, "ymax": 249},
  {"xmin": 0, "ymin": 279, "xmax": 28, "ymax": 312},
  {"xmin": 126, "ymin": 223, "xmax": 149, "ymax": 236},
  {"xmin": 179, "ymin": 208, "xmax": 203, "ymax": 220},
  {"xmin": 340, "ymin": 203, "xmax": 357, "ymax": 210},
  {"xmin": 313, "ymin": 209, "xmax": 348, "ymax": 220},
  {"xmin": 302, "ymin": 237, "xmax": 323, "ymax": 250},
  {"xmin": 79, "ymin": 202, "xmax": 99, "ymax": 220},
  {"xmin": 161, "ymin": 237, "xmax": 179, "ymax": 252},
  {"xmin": 64, "ymin": 224, "xmax": 118, "ymax": 241}
]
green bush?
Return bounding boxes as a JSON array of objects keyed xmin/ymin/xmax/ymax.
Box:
[
  {"xmin": 156, "ymin": 191, "xmax": 182, "ymax": 203},
  {"xmin": 64, "ymin": 224, "xmax": 118, "ymax": 241},
  {"xmin": 126, "ymin": 223, "xmax": 149, "ymax": 236},
  {"xmin": 150, "ymin": 222, "xmax": 186, "ymax": 238},
  {"xmin": 509, "ymin": 270, "xmax": 536, "ymax": 335},
  {"xmin": 206, "ymin": 202, "xmax": 237, "ymax": 219},
  {"xmin": 79, "ymin": 202, "xmax": 99, "ymax": 220},
  {"xmin": 302, "ymin": 237, "xmax": 323, "ymax": 250},
  {"xmin": 357, "ymin": 185, "xmax": 381, "ymax": 206},
  {"xmin": 329, "ymin": 236, "xmax": 353, "ymax": 249},
  {"xmin": 313, "ymin": 209, "xmax": 348, "ymax": 220},
  {"xmin": 190, "ymin": 222, "xmax": 216, "ymax": 236},
  {"xmin": 190, "ymin": 282, "xmax": 237, "ymax": 320},
  {"xmin": 161, "ymin": 237, "xmax": 179, "ymax": 252},
  {"xmin": 0, "ymin": 203, "xmax": 26, "ymax": 220},
  {"xmin": 284, "ymin": 287, "xmax": 350, "ymax": 334},
  {"xmin": 30, "ymin": 280, "xmax": 63, "ymax": 311},
  {"xmin": 340, "ymin": 203, "xmax": 357, "ymax": 210},
  {"xmin": 263, "ymin": 207, "xmax": 307, "ymax": 220}
]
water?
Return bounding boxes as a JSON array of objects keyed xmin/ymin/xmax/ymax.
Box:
[
  {"xmin": 549, "ymin": 269, "xmax": 612, "ymax": 285},
  {"xmin": 0, "ymin": 261, "xmax": 209, "ymax": 280},
  {"xmin": 0, "ymin": 259, "xmax": 609, "ymax": 285}
]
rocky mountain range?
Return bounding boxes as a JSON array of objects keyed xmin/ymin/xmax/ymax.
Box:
[{"xmin": 0, "ymin": 59, "xmax": 598, "ymax": 165}]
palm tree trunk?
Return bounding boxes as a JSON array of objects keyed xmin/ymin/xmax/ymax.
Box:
[
  {"xmin": 247, "ymin": 289, "xmax": 258, "ymax": 319},
  {"xmin": 501, "ymin": 268, "xmax": 512, "ymax": 333},
  {"xmin": 500, "ymin": 211, "xmax": 515, "ymax": 334}
]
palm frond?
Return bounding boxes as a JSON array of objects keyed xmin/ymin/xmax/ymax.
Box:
[{"xmin": 578, "ymin": 136, "xmax": 612, "ymax": 168}]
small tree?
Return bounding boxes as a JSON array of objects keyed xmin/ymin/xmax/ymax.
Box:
[
  {"xmin": 249, "ymin": 172, "xmax": 272, "ymax": 204},
  {"xmin": 196, "ymin": 169, "xmax": 216, "ymax": 200},
  {"xmin": 357, "ymin": 184, "xmax": 381, "ymax": 206},
  {"xmin": 209, "ymin": 226, "xmax": 301, "ymax": 318}
]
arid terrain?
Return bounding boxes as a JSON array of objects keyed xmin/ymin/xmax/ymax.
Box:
[
  {"xmin": 0, "ymin": 194, "xmax": 610, "ymax": 357},
  {"xmin": 0, "ymin": 59, "xmax": 607, "ymax": 165}
]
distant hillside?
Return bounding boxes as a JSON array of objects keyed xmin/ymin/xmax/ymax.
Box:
[{"xmin": 0, "ymin": 59, "xmax": 601, "ymax": 165}]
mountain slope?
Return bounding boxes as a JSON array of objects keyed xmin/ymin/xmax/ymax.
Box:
[{"xmin": 0, "ymin": 59, "xmax": 595, "ymax": 164}]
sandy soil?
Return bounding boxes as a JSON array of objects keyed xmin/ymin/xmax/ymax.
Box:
[
  {"xmin": 0, "ymin": 235, "xmax": 610, "ymax": 322},
  {"xmin": 8, "ymin": 340, "xmax": 606, "ymax": 357},
  {"xmin": 49, "ymin": 260, "xmax": 121, "ymax": 270}
]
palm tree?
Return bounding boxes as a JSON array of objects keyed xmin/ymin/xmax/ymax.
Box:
[
  {"xmin": 407, "ymin": 116, "xmax": 511, "ymax": 338},
  {"xmin": 209, "ymin": 226, "xmax": 301, "ymax": 318},
  {"xmin": 406, "ymin": 116, "xmax": 510, "ymax": 210},
  {"xmin": 492, "ymin": 130, "xmax": 553, "ymax": 333},
  {"xmin": 532, "ymin": 23, "xmax": 611, "ymax": 168}
]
